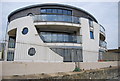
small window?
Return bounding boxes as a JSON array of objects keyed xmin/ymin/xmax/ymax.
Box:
[
  {"xmin": 89, "ymin": 20, "xmax": 93, "ymax": 27},
  {"xmin": 90, "ymin": 31, "xmax": 94, "ymax": 39},
  {"xmin": 22, "ymin": 27, "xmax": 28, "ymax": 35},
  {"xmin": 28, "ymin": 48, "xmax": 36, "ymax": 56}
]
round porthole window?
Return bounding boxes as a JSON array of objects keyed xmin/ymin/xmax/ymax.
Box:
[
  {"xmin": 28, "ymin": 48, "xmax": 36, "ymax": 56},
  {"xmin": 22, "ymin": 27, "xmax": 28, "ymax": 35}
]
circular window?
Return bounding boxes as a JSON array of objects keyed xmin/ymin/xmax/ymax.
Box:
[
  {"xmin": 22, "ymin": 27, "xmax": 28, "ymax": 35},
  {"xmin": 28, "ymin": 48, "xmax": 36, "ymax": 56}
]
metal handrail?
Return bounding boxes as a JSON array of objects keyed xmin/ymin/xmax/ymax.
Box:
[{"xmin": 100, "ymin": 24, "xmax": 105, "ymax": 33}]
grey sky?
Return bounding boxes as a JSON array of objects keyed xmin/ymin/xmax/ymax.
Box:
[{"xmin": 0, "ymin": 1, "xmax": 118, "ymax": 49}]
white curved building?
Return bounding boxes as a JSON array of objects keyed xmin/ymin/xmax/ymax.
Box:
[{"xmin": 5, "ymin": 3, "xmax": 107, "ymax": 62}]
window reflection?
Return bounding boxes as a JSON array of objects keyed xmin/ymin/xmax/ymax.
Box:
[
  {"xmin": 40, "ymin": 32, "xmax": 78, "ymax": 43},
  {"xmin": 41, "ymin": 8, "xmax": 72, "ymax": 15}
]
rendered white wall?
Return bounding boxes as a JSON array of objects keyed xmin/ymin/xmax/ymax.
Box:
[
  {"xmin": 81, "ymin": 18, "xmax": 99, "ymax": 62},
  {"xmin": 7, "ymin": 16, "xmax": 63, "ymax": 62},
  {"xmin": 2, "ymin": 62, "xmax": 75, "ymax": 76}
]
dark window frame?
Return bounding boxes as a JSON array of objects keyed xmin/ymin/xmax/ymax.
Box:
[
  {"xmin": 22, "ymin": 27, "xmax": 28, "ymax": 35},
  {"xmin": 28, "ymin": 47, "xmax": 36, "ymax": 56}
]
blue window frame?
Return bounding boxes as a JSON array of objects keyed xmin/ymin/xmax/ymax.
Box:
[{"xmin": 90, "ymin": 31, "xmax": 94, "ymax": 39}]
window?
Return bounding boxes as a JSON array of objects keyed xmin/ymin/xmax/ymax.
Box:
[
  {"xmin": 89, "ymin": 20, "xmax": 93, "ymax": 27},
  {"xmin": 40, "ymin": 8, "xmax": 72, "ymax": 15},
  {"xmin": 90, "ymin": 31, "xmax": 94, "ymax": 39},
  {"xmin": 8, "ymin": 36, "xmax": 16, "ymax": 48},
  {"xmin": 67, "ymin": 10, "xmax": 72, "ymax": 15},
  {"xmin": 63, "ymin": 10, "xmax": 68, "ymax": 15},
  {"xmin": 28, "ymin": 48, "xmax": 36, "ymax": 56},
  {"xmin": 7, "ymin": 51, "xmax": 14, "ymax": 61},
  {"xmin": 52, "ymin": 9, "xmax": 57, "ymax": 13},
  {"xmin": 41, "ymin": 9, "xmax": 46, "ymax": 13},
  {"xmin": 22, "ymin": 27, "xmax": 28, "ymax": 35},
  {"xmin": 58, "ymin": 9, "xmax": 63, "ymax": 14},
  {"xmin": 46, "ymin": 9, "xmax": 52, "ymax": 13}
]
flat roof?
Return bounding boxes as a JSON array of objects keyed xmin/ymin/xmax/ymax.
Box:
[{"xmin": 8, "ymin": 3, "xmax": 98, "ymax": 23}]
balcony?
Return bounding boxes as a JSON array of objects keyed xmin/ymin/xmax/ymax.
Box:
[
  {"xmin": 100, "ymin": 25, "xmax": 105, "ymax": 35},
  {"xmin": 99, "ymin": 40, "xmax": 107, "ymax": 48},
  {"xmin": 33, "ymin": 14, "xmax": 80, "ymax": 24},
  {"xmin": 39, "ymin": 32, "xmax": 82, "ymax": 44}
]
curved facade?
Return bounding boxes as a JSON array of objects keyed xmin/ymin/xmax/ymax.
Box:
[{"xmin": 5, "ymin": 3, "xmax": 107, "ymax": 62}]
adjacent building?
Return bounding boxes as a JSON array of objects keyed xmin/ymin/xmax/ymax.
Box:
[{"xmin": 5, "ymin": 3, "xmax": 107, "ymax": 62}]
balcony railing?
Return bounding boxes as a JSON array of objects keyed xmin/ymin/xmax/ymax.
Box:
[
  {"xmin": 40, "ymin": 34, "xmax": 82, "ymax": 44},
  {"xmin": 99, "ymin": 40, "xmax": 107, "ymax": 48},
  {"xmin": 100, "ymin": 25, "xmax": 105, "ymax": 34},
  {"xmin": 33, "ymin": 14, "xmax": 80, "ymax": 24}
]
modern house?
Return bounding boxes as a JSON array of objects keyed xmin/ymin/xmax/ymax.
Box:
[{"xmin": 5, "ymin": 3, "xmax": 107, "ymax": 62}]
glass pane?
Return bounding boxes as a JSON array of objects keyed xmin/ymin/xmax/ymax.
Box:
[
  {"xmin": 58, "ymin": 34, "xmax": 63, "ymax": 42},
  {"xmin": 47, "ymin": 9, "xmax": 52, "ymax": 13},
  {"xmin": 89, "ymin": 20, "xmax": 93, "ymax": 27},
  {"xmin": 57, "ymin": 15, "xmax": 63, "ymax": 21},
  {"xmin": 63, "ymin": 10, "xmax": 68, "ymax": 15},
  {"xmin": 58, "ymin": 9, "xmax": 63, "ymax": 14},
  {"xmin": 41, "ymin": 9, "xmax": 46, "ymax": 13},
  {"xmin": 52, "ymin": 9, "xmax": 57, "ymax": 13},
  {"xmin": 64, "ymin": 34, "xmax": 68, "ymax": 42},
  {"xmin": 41, "ymin": 15, "xmax": 47, "ymax": 21},
  {"xmin": 67, "ymin": 10, "xmax": 72, "ymax": 15},
  {"xmin": 52, "ymin": 33, "xmax": 57, "ymax": 42}
]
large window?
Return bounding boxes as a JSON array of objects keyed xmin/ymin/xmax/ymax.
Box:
[
  {"xmin": 7, "ymin": 51, "xmax": 14, "ymax": 61},
  {"xmin": 8, "ymin": 36, "xmax": 16, "ymax": 48},
  {"xmin": 51, "ymin": 48, "xmax": 83, "ymax": 62},
  {"xmin": 40, "ymin": 8, "xmax": 72, "ymax": 15}
]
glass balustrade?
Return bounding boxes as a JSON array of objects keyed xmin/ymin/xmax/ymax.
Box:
[
  {"xmin": 99, "ymin": 40, "xmax": 107, "ymax": 48},
  {"xmin": 40, "ymin": 32, "xmax": 82, "ymax": 44},
  {"xmin": 33, "ymin": 14, "xmax": 80, "ymax": 24}
]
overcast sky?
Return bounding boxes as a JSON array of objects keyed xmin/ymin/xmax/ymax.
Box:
[{"xmin": 0, "ymin": 0, "xmax": 118, "ymax": 49}]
